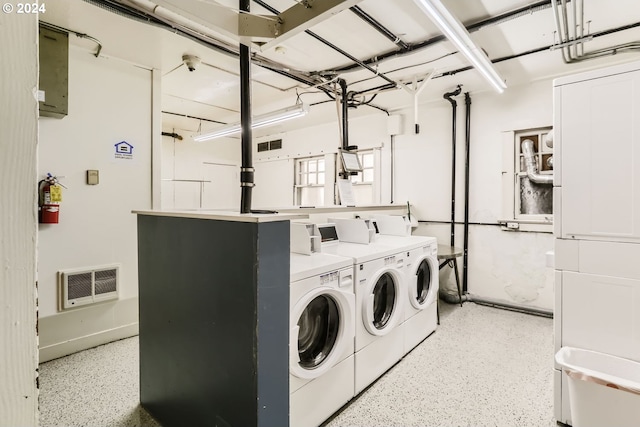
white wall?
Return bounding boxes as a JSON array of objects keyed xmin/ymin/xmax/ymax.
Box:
[
  {"xmin": 252, "ymin": 111, "xmax": 391, "ymax": 207},
  {"xmin": 0, "ymin": 12, "xmax": 39, "ymax": 425},
  {"xmin": 38, "ymin": 46, "xmax": 153, "ymax": 361},
  {"xmin": 392, "ymin": 80, "xmax": 555, "ymax": 310},
  {"xmin": 248, "ymin": 81, "xmax": 556, "ymax": 310},
  {"xmin": 161, "ymin": 133, "xmax": 241, "ymax": 209}
]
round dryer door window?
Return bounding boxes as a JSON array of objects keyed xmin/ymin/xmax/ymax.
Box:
[
  {"xmin": 415, "ymin": 259, "xmax": 432, "ymax": 305},
  {"xmin": 297, "ymin": 295, "xmax": 339, "ymax": 369},
  {"xmin": 372, "ymin": 272, "xmax": 397, "ymax": 330}
]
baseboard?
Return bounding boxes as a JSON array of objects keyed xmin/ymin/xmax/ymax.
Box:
[{"xmin": 39, "ymin": 297, "xmax": 139, "ymax": 363}]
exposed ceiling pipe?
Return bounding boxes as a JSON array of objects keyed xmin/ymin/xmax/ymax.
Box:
[
  {"xmin": 339, "ymin": 79, "xmax": 350, "ymax": 150},
  {"xmin": 239, "ymin": 0, "xmax": 254, "ymax": 214},
  {"xmin": 330, "ymin": 0, "xmax": 555, "ymax": 74},
  {"xmin": 349, "ymin": 5, "xmax": 410, "ymax": 50},
  {"xmin": 551, "ymin": 0, "xmax": 640, "ymax": 62},
  {"xmin": 349, "ymin": 21, "xmax": 640, "ymax": 99},
  {"xmin": 462, "ymin": 92, "xmax": 471, "ymax": 294},
  {"xmin": 443, "ymin": 85, "xmax": 462, "ymax": 247},
  {"xmin": 251, "ymin": 0, "xmax": 399, "ymax": 87},
  {"xmin": 521, "ymin": 139, "xmax": 553, "ymax": 185},
  {"xmin": 89, "ymin": 0, "xmax": 330, "ymax": 91}
]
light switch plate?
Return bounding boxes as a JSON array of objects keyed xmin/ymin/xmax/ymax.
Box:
[{"xmin": 87, "ymin": 170, "xmax": 99, "ymax": 185}]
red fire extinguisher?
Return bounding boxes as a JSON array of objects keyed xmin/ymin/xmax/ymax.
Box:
[{"xmin": 39, "ymin": 173, "xmax": 64, "ymax": 224}]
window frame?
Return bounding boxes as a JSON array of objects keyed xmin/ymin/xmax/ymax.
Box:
[{"xmin": 501, "ymin": 127, "xmax": 554, "ymax": 233}]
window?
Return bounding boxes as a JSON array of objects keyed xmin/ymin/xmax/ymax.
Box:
[
  {"xmin": 501, "ymin": 127, "xmax": 553, "ymax": 232},
  {"xmin": 349, "ymin": 150, "xmax": 375, "ymax": 184},
  {"xmin": 295, "ymin": 156, "xmax": 325, "ymax": 206},
  {"xmin": 515, "ymin": 129, "xmax": 553, "ymax": 218},
  {"xmin": 339, "ymin": 149, "xmax": 376, "ymax": 205}
]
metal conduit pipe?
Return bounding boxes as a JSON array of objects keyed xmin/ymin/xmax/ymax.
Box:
[
  {"xmin": 349, "ymin": 5, "xmax": 410, "ymax": 50},
  {"xmin": 521, "ymin": 139, "xmax": 553, "ymax": 185},
  {"xmin": 332, "ymin": 0, "xmax": 554, "ymax": 74},
  {"xmin": 443, "ymin": 85, "xmax": 462, "ymax": 247},
  {"xmin": 89, "ymin": 0, "xmax": 332, "ymax": 94},
  {"xmin": 462, "ymin": 92, "xmax": 471, "ymax": 294},
  {"xmin": 339, "ymin": 79, "xmax": 350, "ymax": 150},
  {"xmin": 239, "ymin": 0, "xmax": 254, "ymax": 214},
  {"xmin": 252, "ymin": 0, "xmax": 398, "ymax": 87},
  {"xmin": 551, "ymin": 0, "xmax": 640, "ymax": 63}
]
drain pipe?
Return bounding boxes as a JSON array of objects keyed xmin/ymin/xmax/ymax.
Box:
[
  {"xmin": 339, "ymin": 79, "xmax": 350, "ymax": 150},
  {"xmin": 443, "ymin": 85, "xmax": 462, "ymax": 247},
  {"xmin": 239, "ymin": 0, "xmax": 254, "ymax": 213},
  {"xmin": 521, "ymin": 139, "xmax": 553, "ymax": 184},
  {"xmin": 463, "ymin": 92, "xmax": 471, "ymax": 294}
]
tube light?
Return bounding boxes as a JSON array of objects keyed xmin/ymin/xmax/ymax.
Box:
[
  {"xmin": 412, "ymin": 0, "xmax": 507, "ymax": 93},
  {"xmin": 193, "ymin": 103, "xmax": 309, "ymax": 142}
]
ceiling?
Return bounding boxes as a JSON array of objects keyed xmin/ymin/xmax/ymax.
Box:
[{"xmin": 44, "ymin": 0, "xmax": 640, "ymax": 138}]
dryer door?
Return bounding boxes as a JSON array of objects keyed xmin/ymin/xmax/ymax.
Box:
[
  {"xmin": 290, "ymin": 287, "xmax": 355, "ymax": 380},
  {"xmin": 363, "ymin": 268, "xmax": 404, "ymax": 336},
  {"xmin": 409, "ymin": 254, "xmax": 439, "ymax": 310}
]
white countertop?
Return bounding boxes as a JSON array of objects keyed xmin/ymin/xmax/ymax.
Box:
[
  {"xmin": 275, "ymin": 204, "xmax": 406, "ymax": 214},
  {"xmin": 132, "ymin": 209, "xmax": 308, "ymax": 223}
]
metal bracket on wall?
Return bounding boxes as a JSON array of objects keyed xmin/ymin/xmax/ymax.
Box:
[{"xmin": 399, "ymin": 72, "xmax": 434, "ymax": 134}]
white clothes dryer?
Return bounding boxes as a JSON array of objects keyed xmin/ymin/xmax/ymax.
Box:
[
  {"xmin": 369, "ymin": 215, "xmax": 439, "ymax": 355},
  {"xmin": 289, "ymin": 252, "xmax": 355, "ymax": 427},
  {"xmin": 319, "ymin": 225, "xmax": 407, "ymax": 395},
  {"xmin": 393, "ymin": 236, "xmax": 438, "ymax": 355}
]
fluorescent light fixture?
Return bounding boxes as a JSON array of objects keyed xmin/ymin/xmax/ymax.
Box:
[
  {"xmin": 193, "ymin": 103, "xmax": 309, "ymax": 142},
  {"xmin": 412, "ymin": 0, "xmax": 507, "ymax": 93}
]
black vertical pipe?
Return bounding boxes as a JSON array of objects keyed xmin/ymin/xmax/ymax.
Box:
[
  {"xmin": 443, "ymin": 85, "xmax": 462, "ymax": 247},
  {"xmin": 463, "ymin": 92, "xmax": 472, "ymax": 294},
  {"xmin": 339, "ymin": 79, "xmax": 349, "ymax": 149},
  {"xmin": 239, "ymin": 0, "xmax": 253, "ymax": 214}
]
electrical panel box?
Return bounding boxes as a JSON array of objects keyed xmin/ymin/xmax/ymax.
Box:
[{"xmin": 39, "ymin": 25, "xmax": 69, "ymax": 118}]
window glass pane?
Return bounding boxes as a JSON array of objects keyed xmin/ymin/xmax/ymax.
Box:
[
  {"xmin": 363, "ymin": 153, "xmax": 374, "ymax": 168},
  {"xmin": 300, "ymin": 161, "xmax": 307, "ymax": 173},
  {"xmin": 308, "ymin": 161, "xmax": 317, "ymax": 173},
  {"xmin": 318, "ymin": 172, "xmax": 325, "ymax": 185},
  {"xmin": 300, "ymin": 173, "xmax": 308, "ymax": 186},
  {"xmin": 309, "ymin": 172, "xmax": 317, "ymax": 185},
  {"xmin": 318, "ymin": 160, "xmax": 325, "ymax": 172},
  {"xmin": 363, "ymin": 170, "xmax": 374, "ymax": 182},
  {"xmin": 301, "ymin": 187, "xmax": 324, "ymax": 206}
]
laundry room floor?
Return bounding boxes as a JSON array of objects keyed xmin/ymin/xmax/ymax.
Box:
[{"xmin": 38, "ymin": 302, "xmax": 555, "ymax": 427}]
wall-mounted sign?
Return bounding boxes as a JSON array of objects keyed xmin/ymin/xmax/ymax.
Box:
[{"xmin": 114, "ymin": 141, "xmax": 134, "ymax": 160}]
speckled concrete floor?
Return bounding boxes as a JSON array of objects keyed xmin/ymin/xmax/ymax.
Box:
[{"xmin": 38, "ymin": 302, "xmax": 554, "ymax": 427}]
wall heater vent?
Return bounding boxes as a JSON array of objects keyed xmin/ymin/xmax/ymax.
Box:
[{"xmin": 59, "ymin": 265, "xmax": 120, "ymax": 310}]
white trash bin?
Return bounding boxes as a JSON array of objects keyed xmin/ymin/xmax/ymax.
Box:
[{"xmin": 555, "ymin": 347, "xmax": 640, "ymax": 427}]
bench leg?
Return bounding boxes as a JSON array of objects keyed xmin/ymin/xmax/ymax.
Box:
[{"xmin": 452, "ymin": 258, "xmax": 463, "ymax": 307}]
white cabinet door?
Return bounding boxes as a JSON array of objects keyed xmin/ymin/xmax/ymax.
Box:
[
  {"xmin": 559, "ymin": 69, "xmax": 640, "ymax": 242},
  {"xmin": 561, "ymin": 271, "xmax": 640, "ymax": 361}
]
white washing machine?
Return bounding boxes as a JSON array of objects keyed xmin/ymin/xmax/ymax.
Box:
[
  {"xmin": 371, "ymin": 215, "xmax": 439, "ymax": 354},
  {"xmin": 289, "ymin": 252, "xmax": 355, "ymax": 427},
  {"xmin": 319, "ymin": 222, "xmax": 407, "ymax": 395}
]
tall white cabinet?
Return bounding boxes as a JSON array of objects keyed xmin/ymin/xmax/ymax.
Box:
[{"xmin": 553, "ymin": 60, "xmax": 640, "ymax": 425}]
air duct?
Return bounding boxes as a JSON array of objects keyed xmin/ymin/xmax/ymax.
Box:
[{"xmin": 521, "ymin": 139, "xmax": 553, "ymax": 185}]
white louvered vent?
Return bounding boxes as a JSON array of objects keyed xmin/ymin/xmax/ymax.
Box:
[{"xmin": 59, "ymin": 265, "xmax": 120, "ymax": 310}]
